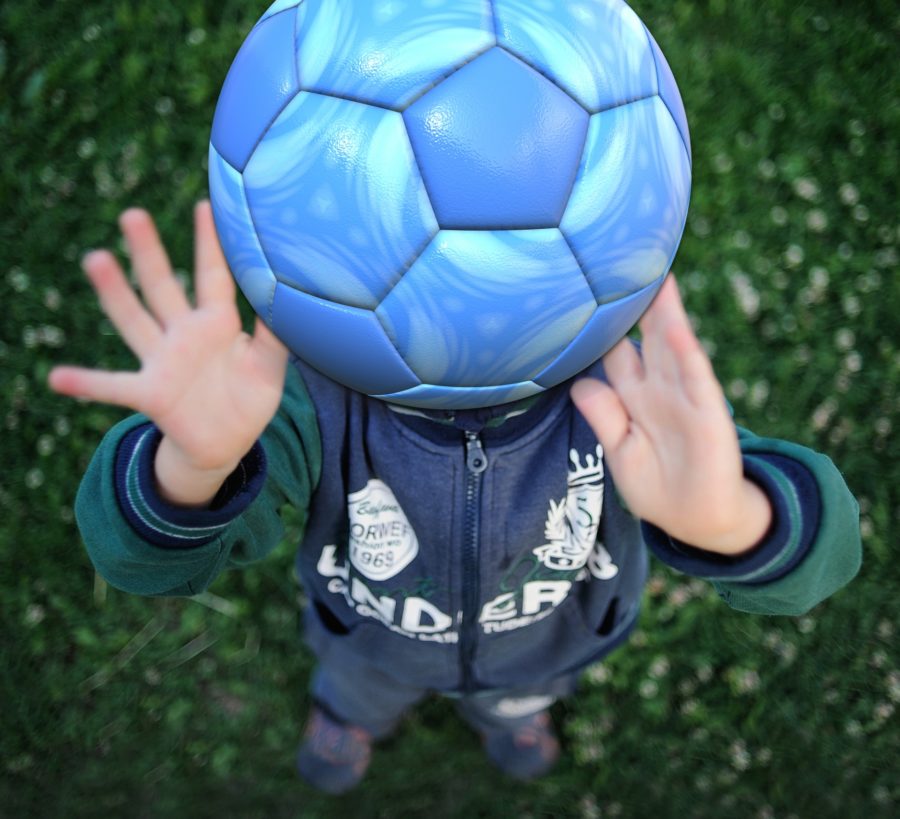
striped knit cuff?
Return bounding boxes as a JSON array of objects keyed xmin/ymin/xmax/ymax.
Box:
[
  {"xmin": 641, "ymin": 453, "xmax": 820, "ymax": 584},
  {"xmin": 113, "ymin": 424, "xmax": 267, "ymax": 549}
]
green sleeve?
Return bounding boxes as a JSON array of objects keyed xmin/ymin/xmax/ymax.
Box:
[
  {"xmin": 74, "ymin": 364, "xmax": 322, "ymax": 597},
  {"xmin": 712, "ymin": 427, "xmax": 862, "ymax": 615}
]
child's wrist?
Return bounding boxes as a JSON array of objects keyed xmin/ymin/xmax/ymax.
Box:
[
  {"xmin": 689, "ymin": 479, "xmax": 773, "ymax": 556},
  {"xmin": 154, "ymin": 435, "xmax": 242, "ymax": 509}
]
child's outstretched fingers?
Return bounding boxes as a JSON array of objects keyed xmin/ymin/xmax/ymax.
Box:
[
  {"xmin": 570, "ymin": 377, "xmax": 629, "ymax": 456},
  {"xmin": 195, "ymin": 200, "xmax": 237, "ymax": 307}
]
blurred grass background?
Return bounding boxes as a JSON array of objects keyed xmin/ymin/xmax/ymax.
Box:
[{"xmin": 1, "ymin": 0, "xmax": 898, "ymax": 816}]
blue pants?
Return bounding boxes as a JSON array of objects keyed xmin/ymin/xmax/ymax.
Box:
[{"xmin": 311, "ymin": 658, "xmax": 579, "ymax": 739}]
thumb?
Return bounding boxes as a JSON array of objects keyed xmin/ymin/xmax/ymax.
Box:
[{"xmin": 570, "ymin": 378, "xmax": 630, "ymax": 457}]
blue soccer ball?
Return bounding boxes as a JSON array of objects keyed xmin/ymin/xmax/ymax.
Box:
[{"xmin": 209, "ymin": 0, "xmax": 691, "ymax": 409}]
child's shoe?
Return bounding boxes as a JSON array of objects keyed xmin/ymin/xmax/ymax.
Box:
[
  {"xmin": 296, "ymin": 705, "xmax": 373, "ymax": 794},
  {"xmin": 481, "ymin": 709, "xmax": 561, "ymax": 780}
]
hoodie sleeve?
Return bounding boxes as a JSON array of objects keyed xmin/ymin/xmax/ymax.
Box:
[
  {"xmin": 641, "ymin": 424, "xmax": 861, "ymax": 616},
  {"xmin": 74, "ymin": 363, "xmax": 322, "ymax": 597}
]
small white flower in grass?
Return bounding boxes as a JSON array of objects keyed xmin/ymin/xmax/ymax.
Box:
[
  {"xmin": 578, "ymin": 795, "xmax": 600, "ymax": 819},
  {"xmin": 849, "ymin": 120, "xmax": 866, "ymax": 137},
  {"xmin": 859, "ymin": 518, "xmax": 874, "ymax": 539},
  {"xmin": 874, "ymin": 418, "xmax": 891, "ymax": 436},
  {"xmin": 784, "ymin": 244, "xmax": 804, "ymax": 267},
  {"xmin": 877, "ymin": 225, "xmax": 895, "ymax": 243},
  {"xmin": 770, "ymin": 205, "xmax": 788, "ymax": 226},
  {"xmin": 728, "ymin": 667, "xmax": 761, "ymax": 694},
  {"xmin": 749, "ymin": 380, "xmax": 769, "ymax": 409},
  {"xmin": 843, "ymin": 294, "xmax": 861, "ymax": 317},
  {"xmin": 875, "ymin": 247, "xmax": 898, "ymax": 268},
  {"xmin": 757, "ymin": 805, "xmax": 775, "ymax": 819},
  {"xmin": 768, "ymin": 103, "xmax": 785, "ymax": 121},
  {"xmin": 835, "ymin": 328, "xmax": 855, "ymax": 351},
  {"xmin": 83, "ymin": 24, "xmax": 101, "ymax": 42},
  {"xmin": 25, "ymin": 468, "xmax": 44, "ymax": 490},
  {"xmin": 639, "ymin": 679, "xmax": 658, "ymax": 699},
  {"xmin": 844, "ymin": 352, "xmax": 862, "ymax": 372},
  {"xmin": 870, "ymin": 650, "xmax": 888, "ymax": 669},
  {"xmin": 797, "ymin": 616, "xmax": 816, "ymax": 634},
  {"xmin": 838, "ymin": 242, "xmax": 854, "ymax": 260},
  {"xmin": 694, "ymin": 773, "xmax": 712, "ymax": 793},
  {"xmin": 37, "ymin": 435, "xmax": 54, "ymax": 457},
  {"xmin": 700, "ymin": 337, "xmax": 717, "ymax": 358},
  {"xmin": 680, "ymin": 699, "xmax": 699, "ymax": 716},
  {"xmin": 678, "ymin": 678, "xmax": 697, "ymax": 697},
  {"xmin": 856, "ymin": 270, "xmax": 882, "ymax": 292},
  {"xmin": 877, "ymin": 620, "xmax": 894, "ymax": 640},
  {"xmin": 873, "ymin": 786, "xmax": 891, "ymax": 806},
  {"xmin": 77, "ymin": 138, "xmax": 96, "ymax": 159},
  {"xmin": 726, "ymin": 378, "xmax": 747, "ymax": 401},
  {"xmin": 24, "ymin": 604, "xmax": 46, "ymax": 626},
  {"xmin": 43, "ymin": 287, "xmax": 61, "ymax": 311},
  {"xmin": 691, "ymin": 216, "xmax": 711, "ymax": 238},
  {"xmin": 685, "ymin": 270, "xmax": 707, "ymax": 291},
  {"xmin": 713, "ymin": 152, "xmax": 734, "ymax": 173},
  {"xmin": 647, "ymin": 574, "xmax": 666, "ymax": 596},
  {"xmin": 8, "ymin": 267, "xmax": 29, "ymax": 292},
  {"xmin": 844, "ymin": 719, "xmax": 863, "ymax": 738},
  {"xmin": 853, "ymin": 204, "xmax": 870, "ymax": 222},
  {"xmin": 155, "ymin": 97, "xmax": 175, "ymax": 116},
  {"xmin": 696, "ymin": 664, "xmax": 713, "ymax": 683},
  {"xmin": 728, "ymin": 740, "xmax": 750, "ymax": 771},
  {"xmin": 649, "ymin": 657, "xmax": 670, "ymax": 679},
  {"xmin": 584, "ymin": 663, "xmax": 610, "ymax": 685},
  {"xmin": 793, "ymin": 177, "xmax": 820, "ymax": 201},
  {"xmin": 778, "ymin": 642, "xmax": 797, "ymax": 666},
  {"xmin": 873, "ymin": 701, "xmax": 895, "ymax": 725},
  {"xmin": 886, "ymin": 671, "xmax": 900, "ymax": 702},
  {"xmin": 732, "ymin": 229, "xmax": 751, "ymax": 248},
  {"xmin": 756, "ymin": 747, "xmax": 773, "ymax": 766},
  {"xmin": 824, "ymin": 689, "xmax": 840, "ymax": 705},
  {"xmin": 806, "ymin": 209, "xmax": 828, "ymax": 232},
  {"xmin": 811, "ymin": 398, "xmax": 837, "ymax": 430},
  {"xmin": 757, "ymin": 158, "xmax": 777, "ymax": 179},
  {"xmin": 849, "ymin": 138, "xmax": 865, "ymax": 157},
  {"xmin": 187, "ymin": 28, "xmax": 207, "ymax": 46},
  {"xmin": 729, "ymin": 272, "xmax": 760, "ymax": 318}
]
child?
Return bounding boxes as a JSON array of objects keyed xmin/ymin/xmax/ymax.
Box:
[{"xmin": 49, "ymin": 202, "xmax": 861, "ymax": 794}]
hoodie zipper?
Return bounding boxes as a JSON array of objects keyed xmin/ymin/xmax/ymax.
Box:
[{"xmin": 460, "ymin": 430, "xmax": 488, "ymax": 693}]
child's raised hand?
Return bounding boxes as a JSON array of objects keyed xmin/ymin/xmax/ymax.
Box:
[
  {"xmin": 571, "ymin": 274, "xmax": 772, "ymax": 555},
  {"xmin": 49, "ymin": 202, "xmax": 289, "ymax": 502}
]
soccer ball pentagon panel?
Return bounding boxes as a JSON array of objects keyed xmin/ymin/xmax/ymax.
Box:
[{"xmin": 209, "ymin": 0, "xmax": 691, "ymax": 409}]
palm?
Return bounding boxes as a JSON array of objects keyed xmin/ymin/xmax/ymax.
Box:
[
  {"xmin": 571, "ymin": 275, "xmax": 767, "ymax": 551},
  {"xmin": 49, "ymin": 203, "xmax": 288, "ymax": 472}
]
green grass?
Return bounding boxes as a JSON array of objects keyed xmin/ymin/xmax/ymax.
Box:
[{"xmin": 2, "ymin": 0, "xmax": 898, "ymax": 816}]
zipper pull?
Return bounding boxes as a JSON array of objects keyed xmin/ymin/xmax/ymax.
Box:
[{"xmin": 464, "ymin": 431, "xmax": 488, "ymax": 474}]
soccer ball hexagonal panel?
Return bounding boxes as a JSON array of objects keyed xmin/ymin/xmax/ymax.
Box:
[
  {"xmin": 376, "ymin": 229, "xmax": 596, "ymax": 387},
  {"xmin": 271, "ymin": 283, "xmax": 420, "ymax": 397},
  {"xmin": 294, "ymin": 0, "xmax": 495, "ymax": 109},
  {"xmin": 208, "ymin": 144, "xmax": 278, "ymax": 322},
  {"xmin": 404, "ymin": 47, "xmax": 589, "ymax": 229},
  {"xmin": 493, "ymin": 0, "xmax": 657, "ymax": 114},
  {"xmin": 210, "ymin": 8, "xmax": 301, "ymax": 172},
  {"xmin": 243, "ymin": 92, "xmax": 438, "ymax": 310},
  {"xmin": 560, "ymin": 96, "xmax": 691, "ymax": 304}
]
